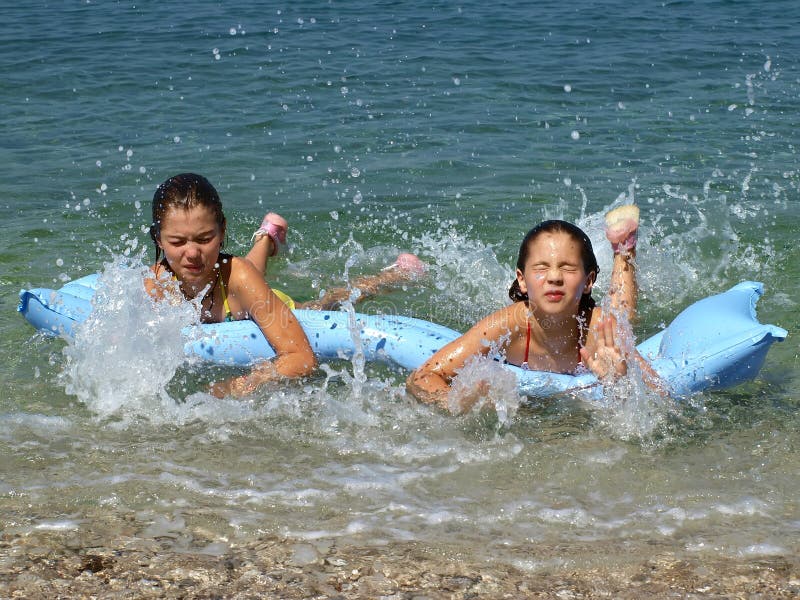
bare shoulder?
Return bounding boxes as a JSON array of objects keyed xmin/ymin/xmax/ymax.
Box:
[
  {"xmin": 463, "ymin": 302, "xmax": 525, "ymax": 343},
  {"xmin": 143, "ymin": 264, "xmax": 166, "ymax": 300},
  {"xmin": 227, "ymin": 255, "xmax": 266, "ymax": 286},
  {"xmin": 416, "ymin": 303, "xmax": 524, "ymax": 379}
]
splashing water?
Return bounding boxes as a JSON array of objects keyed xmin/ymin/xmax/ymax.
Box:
[
  {"xmin": 449, "ymin": 354, "xmax": 522, "ymax": 426},
  {"xmin": 61, "ymin": 256, "xmax": 200, "ymax": 422},
  {"xmin": 586, "ymin": 294, "xmax": 677, "ymax": 441}
]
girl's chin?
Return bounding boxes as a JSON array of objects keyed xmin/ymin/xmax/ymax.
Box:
[
  {"xmin": 179, "ymin": 269, "xmax": 210, "ymax": 283},
  {"xmin": 533, "ymin": 300, "xmax": 579, "ymax": 317}
]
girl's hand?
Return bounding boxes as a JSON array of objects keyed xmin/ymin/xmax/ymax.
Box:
[
  {"xmin": 580, "ymin": 315, "xmax": 628, "ymax": 379},
  {"xmin": 209, "ymin": 362, "xmax": 281, "ymax": 398},
  {"xmin": 209, "ymin": 375, "xmax": 252, "ymax": 398},
  {"xmin": 450, "ymin": 379, "xmax": 491, "ymax": 414}
]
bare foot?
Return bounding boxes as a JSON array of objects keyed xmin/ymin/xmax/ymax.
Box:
[
  {"xmin": 382, "ymin": 253, "xmax": 427, "ymax": 278},
  {"xmin": 605, "ymin": 205, "xmax": 639, "ymax": 252},
  {"xmin": 393, "ymin": 253, "xmax": 426, "ymax": 275}
]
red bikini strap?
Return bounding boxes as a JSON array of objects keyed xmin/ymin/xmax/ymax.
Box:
[{"xmin": 523, "ymin": 320, "xmax": 531, "ymax": 366}]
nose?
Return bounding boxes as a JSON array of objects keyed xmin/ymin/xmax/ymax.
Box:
[
  {"xmin": 546, "ymin": 265, "xmax": 563, "ymax": 282},
  {"xmin": 185, "ymin": 243, "xmax": 202, "ymax": 259}
]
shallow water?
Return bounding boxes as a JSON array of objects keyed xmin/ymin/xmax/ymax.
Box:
[{"xmin": 2, "ymin": 0, "xmax": 799, "ymax": 572}]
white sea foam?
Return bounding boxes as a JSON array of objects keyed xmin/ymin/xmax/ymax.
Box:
[{"xmin": 60, "ymin": 256, "xmax": 199, "ymax": 423}]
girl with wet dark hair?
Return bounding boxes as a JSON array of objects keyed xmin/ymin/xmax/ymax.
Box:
[
  {"xmin": 146, "ymin": 173, "xmax": 316, "ymax": 397},
  {"xmin": 146, "ymin": 173, "xmax": 427, "ymax": 397},
  {"xmin": 407, "ymin": 207, "xmax": 652, "ymax": 413}
]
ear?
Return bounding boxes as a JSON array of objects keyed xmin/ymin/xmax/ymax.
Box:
[
  {"xmin": 583, "ymin": 270, "xmax": 596, "ymax": 295},
  {"xmin": 516, "ymin": 268, "xmax": 527, "ymax": 295}
]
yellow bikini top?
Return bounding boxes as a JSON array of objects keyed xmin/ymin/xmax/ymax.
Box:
[
  {"xmin": 216, "ymin": 271, "xmax": 233, "ymax": 322},
  {"xmin": 271, "ymin": 288, "xmax": 296, "ymax": 310},
  {"xmin": 218, "ymin": 279, "xmax": 295, "ymax": 315}
]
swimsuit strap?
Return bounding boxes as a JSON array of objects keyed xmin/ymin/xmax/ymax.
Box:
[
  {"xmin": 163, "ymin": 263, "xmax": 233, "ymax": 322},
  {"xmin": 217, "ymin": 270, "xmax": 233, "ymax": 322},
  {"xmin": 521, "ymin": 319, "xmax": 531, "ymax": 371}
]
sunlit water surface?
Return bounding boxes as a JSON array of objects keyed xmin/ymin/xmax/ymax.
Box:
[{"xmin": 2, "ymin": 0, "xmax": 798, "ymax": 570}]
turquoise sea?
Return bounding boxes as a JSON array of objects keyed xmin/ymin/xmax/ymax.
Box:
[{"xmin": 2, "ymin": 0, "xmax": 799, "ymax": 582}]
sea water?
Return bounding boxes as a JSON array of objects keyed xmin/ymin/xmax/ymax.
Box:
[{"xmin": 2, "ymin": 0, "xmax": 799, "ymax": 571}]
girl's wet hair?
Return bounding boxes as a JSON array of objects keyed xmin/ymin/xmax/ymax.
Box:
[
  {"xmin": 509, "ymin": 219, "xmax": 599, "ymax": 312},
  {"xmin": 150, "ymin": 173, "xmax": 226, "ymax": 263}
]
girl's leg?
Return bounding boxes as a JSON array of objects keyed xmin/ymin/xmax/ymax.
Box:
[
  {"xmin": 245, "ymin": 213, "xmax": 287, "ymax": 275},
  {"xmin": 604, "ymin": 205, "xmax": 639, "ymax": 319},
  {"xmin": 581, "ymin": 205, "xmax": 642, "ymax": 380},
  {"xmin": 297, "ymin": 253, "xmax": 426, "ymax": 310}
]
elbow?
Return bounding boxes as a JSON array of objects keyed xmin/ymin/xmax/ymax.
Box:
[
  {"xmin": 293, "ymin": 348, "xmax": 317, "ymax": 378},
  {"xmin": 299, "ymin": 352, "xmax": 317, "ymax": 377},
  {"xmin": 274, "ymin": 348, "xmax": 317, "ymax": 379},
  {"xmin": 405, "ymin": 370, "xmax": 420, "ymax": 398}
]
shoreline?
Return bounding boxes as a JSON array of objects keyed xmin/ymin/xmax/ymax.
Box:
[{"xmin": 2, "ymin": 529, "xmax": 798, "ymax": 599}]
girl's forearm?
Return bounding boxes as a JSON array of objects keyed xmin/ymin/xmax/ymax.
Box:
[{"xmin": 211, "ymin": 351, "xmax": 316, "ymax": 398}]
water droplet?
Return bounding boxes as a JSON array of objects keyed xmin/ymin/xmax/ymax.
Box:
[
  {"xmin": 564, "ymin": 84, "xmax": 572, "ymax": 92},
  {"xmin": 570, "ymin": 130, "xmax": 580, "ymax": 140}
]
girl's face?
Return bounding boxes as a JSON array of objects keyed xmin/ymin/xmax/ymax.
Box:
[
  {"xmin": 157, "ymin": 205, "xmax": 225, "ymax": 290},
  {"xmin": 515, "ymin": 231, "xmax": 595, "ymax": 318}
]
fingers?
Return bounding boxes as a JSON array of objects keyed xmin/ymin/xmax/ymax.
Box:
[
  {"xmin": 602, "ymin": 315, "xmax": 616, "ymax": 349},
  {"xmin": 582, "ymin": 315, "xmax": 628, "ymax": 379},
  {"xmin": 209, "ymin": 375, "xmax": 256, "ymax": 398}
]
